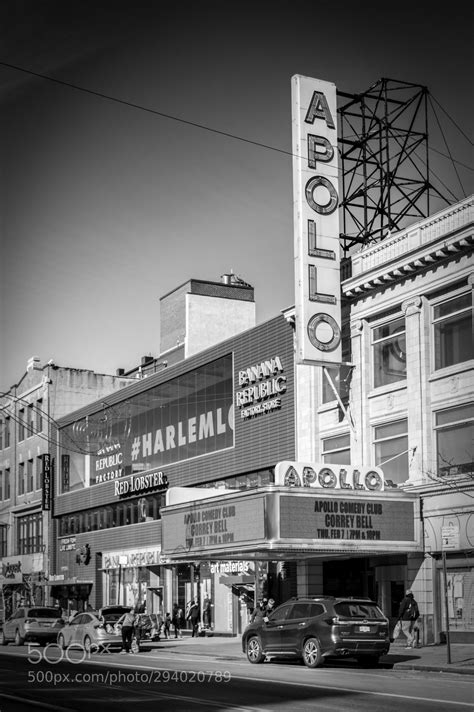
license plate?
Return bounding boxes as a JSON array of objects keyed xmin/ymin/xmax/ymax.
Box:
[
  {"xmin": 359, "ymin": 625, "xmax": 370, "ymax": 632},
  {"xmin": 41, "ymin": 622, "xmax": 52, "ymax": 627}
]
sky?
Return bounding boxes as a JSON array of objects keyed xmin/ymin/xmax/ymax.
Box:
[{"xmin": 1, "ymin": 0, "xmax": 472, "ymax": 393}]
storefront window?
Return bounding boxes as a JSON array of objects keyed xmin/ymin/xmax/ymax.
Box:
[
  {"xmin": 440, "ymin": 567, "xmax": 474, "ymax": 635},
  {"xmin": 373, "ymin": 419, "xmax": 408, "ymax": 485},
  {"xmin": 433, "ymin": 293, "xmax": 473, "ymax": 370},
  {"xmin": 435, "ymin": 405, "xmax": 474, "ymax": 477},
  {"xmin": 322, "ymin": 433, "xmax": 350, "ymax": 464},
  {"xmin": 372, "ymin": 317, "xmax": 406, "ymax": 388}
]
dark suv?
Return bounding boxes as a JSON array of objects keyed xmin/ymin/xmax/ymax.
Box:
[{"xmin": 242, "ymin": 597, "xmax": 390, "ymax": 668}]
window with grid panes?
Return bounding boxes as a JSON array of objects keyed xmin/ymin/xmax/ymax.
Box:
[
  {"xmin": 321, "ymin": 433, "xmax": 351, "ymax": 464},
  {"xmin": 435, "ymin": 404, "xmax": 474, "ymax": 477},
  {"xmin": 372, "ymin": 317, "xmax": 406, "ymax": 388},
  {"xmin": 373, "ymin": 419, "xmax": 408, "ymax": 485},
  {"xmin": 433, "ymin": 293, "xmax": 473, "ymax": 370}
]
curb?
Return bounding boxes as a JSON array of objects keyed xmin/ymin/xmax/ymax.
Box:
[
  {"xmin": 393, "ymin": 663, "xmax": 474, "ymax": 675},
  {"xmin": 152, "ymin": 646, "xmax": 474, "ymax": 675}
]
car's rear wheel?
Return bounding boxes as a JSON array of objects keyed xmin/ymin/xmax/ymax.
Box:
[
  {"xmin": 302, "ymin": 637, "xmax": 323, "ymax": 668},
  {"xmin": 246, "ymin": 636, "xmax": 264, "ymax": 664},
  {"xmin": 57, "ymin": 633, "xmax": 66, "ymax": 650},
  {"xmin": 357, "ymin": 655, "xmax": 380, "ymax": 667},
  {"xmin": 0, "ymin": 630, "xmax": 8, "ymax": 645},
  {"xmin": 15, "ymin": 630, "xmax": 25, "ymax": 646}
]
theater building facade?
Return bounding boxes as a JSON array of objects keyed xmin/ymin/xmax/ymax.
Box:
[
  {"xmin": 52, "ymin": 194, "xmax": 473, "ymax": 643},
  {"xmin": 52, "ymin": 72, "xmax": 472, "ymax": 643}
]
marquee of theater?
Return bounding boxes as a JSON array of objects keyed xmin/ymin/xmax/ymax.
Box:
[{"xmin": 160, "ymin": 485, "xmax": 422, "ymax": 563}]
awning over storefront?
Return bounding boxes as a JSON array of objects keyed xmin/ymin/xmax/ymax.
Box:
[
  {"xmin": 161, "ymin": 481, "xmax": 422, "ymax": 562},
  {"xmin": 41, "ymin": 580, "xmax": 93, "ymax": 601}
]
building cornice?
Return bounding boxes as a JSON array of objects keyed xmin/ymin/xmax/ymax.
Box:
[{"xmin": 343, "ymin": 197, "xmax": 473, "ymax": 298}]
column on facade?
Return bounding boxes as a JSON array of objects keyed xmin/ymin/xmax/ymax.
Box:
[
  {"xmin": 401, "ymin": 297, "xmax": 429, "ymax": 482},
  {"xmin": 349, "ymin": 318, "xmax": 367, "ymax": 465},
  {"xmin": 295, "ymin": 363, "xmax": 320, "ymax": 462}
]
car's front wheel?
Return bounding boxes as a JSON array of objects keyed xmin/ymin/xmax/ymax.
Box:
[
  {"xmin": 302, "ymin": 637, "xmax": 323, "ymax": 668},
  {"xmin": 246, "ymin": 636, "xmax": 264, "ymax": 664},
  {"xmin": 14, "ymin": 630, "xmax": 25, "ymax": 646},
  {"xmin": 83, "ymin": 636, "xmax": 92, "ymax": 654},
  {"xmin": 0, "ymin": 630, "xmax": 8, "ymax": 645}
]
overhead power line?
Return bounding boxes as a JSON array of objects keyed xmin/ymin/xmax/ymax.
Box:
[{"xmin": 0, "ymin": 61, "xmax": 471, "ymax": 177}]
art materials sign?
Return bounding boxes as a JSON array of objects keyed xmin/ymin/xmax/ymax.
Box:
[
  {"xmin": 292, "ymin": 75, "xmax": 342, "ymax": 364},
  {"xmin": 275, "ymin": 461, "xmax": 386, "ymax": 491}
]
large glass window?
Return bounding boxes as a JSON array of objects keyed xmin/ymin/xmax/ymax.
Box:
[
  {"xmin": 373, "ymin": 419, "xmax": 408, "ymax": 485},
  {"xmin": 60, "ymin": 354, "xmax": 234, "ymax": 492},
  {"xmin": 372, "ymin": 317, "xmax": 406, "ymax": 388},
  {"xmin": 433, "ymin": 293, "xmax": 473, "ymax": 370},
  {"xmin": 17, "ymin": 512, "xmax": 43, "ymax": 554},
  {"xmin": 435, "ymin": 404, "xmax": 474, "ymax": 477},
  {"xmin": 57, "ymin": 492, "xmax": 164, "ymax": 536},
  {"xmin": 322, "ymin": 434, "xmax": 351, "ymax": 464}
]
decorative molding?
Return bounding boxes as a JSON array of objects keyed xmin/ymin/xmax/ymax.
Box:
[{"xmin": 402, "ymin": 296, "xmax": 422, "ymax": 316}]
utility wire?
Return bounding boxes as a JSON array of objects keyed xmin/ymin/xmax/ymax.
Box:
[
  {"xmin": 430, "ymin": 95, "xmax": 473, "ymax": 146},
  {"xmin": 428, "ymin": 96, "xmax": 467, "ymax": 198},
  {"xmin": 0, "ymin": 60, "xmax": 294, "ymax": 159},
  {"xmin": 0, "ymin": 61, "xmax": 470, "ymax": 193}
]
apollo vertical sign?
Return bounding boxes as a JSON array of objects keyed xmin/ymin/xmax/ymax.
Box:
[{"xmin": 292, "ymin": 75, "xmax": 342, "ymax": 364}]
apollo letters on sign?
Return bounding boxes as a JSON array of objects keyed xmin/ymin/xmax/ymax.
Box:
[{"xmin": 292, "ymin": 75, "xmax": 342, "ymax": 364}]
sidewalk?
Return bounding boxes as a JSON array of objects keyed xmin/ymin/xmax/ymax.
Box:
[{"xmin": 143, "ymin": 634, "xmax": 474, "ymax": 675}]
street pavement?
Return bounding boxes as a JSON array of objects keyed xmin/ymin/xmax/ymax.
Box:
[{"xmin": 144, "ymin": 633, "xmax": 474, "ymax": 675}]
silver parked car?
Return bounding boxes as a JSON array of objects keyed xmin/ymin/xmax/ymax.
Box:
[
  {"xmin": 0, "ymin": 607, "xmax": 65, "ymax": 646},
  {"xmin": 57, "ymin": 610, "xmax": 126, "ymax": 652}
]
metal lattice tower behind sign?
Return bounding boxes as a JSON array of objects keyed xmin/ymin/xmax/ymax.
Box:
[{"xmin": 337, "ymin": 78, "xmax": 451, "ymax": 255}]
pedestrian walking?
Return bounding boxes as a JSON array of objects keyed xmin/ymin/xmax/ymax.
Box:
[
  {"xmin": 163, "ymin": 612, "xmax": 172, "ymax": 639},
  {"xmin": 172, "ymin": 603, "xmax": 184, "ymax": 638},
  {"xmin": 250, "ymin": 599, "xmax": 266, "ymax": 624},
  {"xmin": 397, "ymin": 589, "xmax": 420, "ymax": 649},
  {"xmin": 187, "ymin": 600, "xmax": 200, "ymax": 637}
]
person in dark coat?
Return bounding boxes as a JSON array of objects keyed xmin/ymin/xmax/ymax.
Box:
[
  {"xmin": 397, "ymin": 589, "xmax": 420, "ymax": 648},
  {"xmin": 172, "ymin": 603, "xmax": 183, "ymax": 639},
  {"xmin": 250, "ymin": 600, "xmax": 266, "ymax": 624},
  {"xmin": 187, "ymin": 600, "xmax": 200, "ymax": 637}
]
